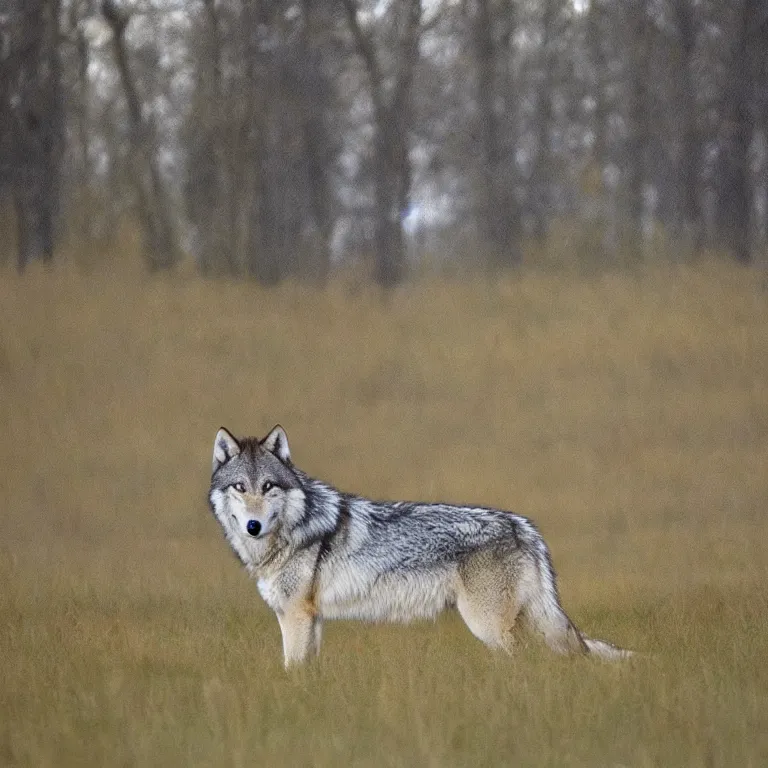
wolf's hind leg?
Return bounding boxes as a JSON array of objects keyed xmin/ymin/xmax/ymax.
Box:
[
  {"xmin": 277, "ymin": 607, "xmax": 317, "ymax": 668},
  {"xmin": 455, "ymin": 564, "xmax": 522, "ymax": 654},
  {"xmin": 456, "ymin": 594, "xmax": 504, "ymax": 649}
]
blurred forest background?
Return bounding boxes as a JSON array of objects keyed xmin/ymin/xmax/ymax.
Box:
[
  {"xmin": 3, "ymin": 0, "xmax": 768, "ymax": 280},
  {"xmin": 3, "ymin": 2, "xmax": 768, "ymax": 765}
]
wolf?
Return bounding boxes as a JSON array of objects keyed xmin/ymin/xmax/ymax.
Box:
[{"xmin": 208, "ymin": 425, "xmax": 632, "ymax": 668}]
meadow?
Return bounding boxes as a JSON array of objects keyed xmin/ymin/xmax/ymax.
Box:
[{"xmin": 1, "ymin": 256, "xmax": 767, "ymax": 766}]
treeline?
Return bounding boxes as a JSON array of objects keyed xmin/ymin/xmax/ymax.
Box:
[{"xmin": 1, "ymin": 0, "xmax": 768, "ymax": 283}]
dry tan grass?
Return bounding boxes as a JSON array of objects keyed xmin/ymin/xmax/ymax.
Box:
[{"xmin": 1, "ymin": 258, "xmax": 767, "ymax": 766}]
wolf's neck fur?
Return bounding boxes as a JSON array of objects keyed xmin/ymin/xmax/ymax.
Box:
[{"xmin": 291, "ymin": 470, "xmax": 348, "ymax": 543}]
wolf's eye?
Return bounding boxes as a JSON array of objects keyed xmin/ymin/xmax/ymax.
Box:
[
  {"xmin": 261, "ymin": 481, "xmax": 276, "ymax": 494},
  {"xmin": 232, "ymin": 482, "xmax": 246, "ymax": 493}
]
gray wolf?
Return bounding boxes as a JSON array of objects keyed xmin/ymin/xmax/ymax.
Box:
[{"xmin": 208, "ymin": 425, "xmax": 632, "ymax": 667}]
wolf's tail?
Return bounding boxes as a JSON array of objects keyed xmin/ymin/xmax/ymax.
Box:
[
  {"xmin": 524, "ymin": 595, "xmax": 633, "ymax": 660},
  {"xmin": 582, "ymin": 636, "xmax": 633, "ymax": 660},
  {"xmin": 522, "ymin": 545, "xmax": 632, "ymax": 660}
]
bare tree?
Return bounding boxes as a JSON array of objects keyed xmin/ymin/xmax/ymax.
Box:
[
  {"xmin": 7, "ymin": 0, "xmax": 763, "ymax": 278},
  {"xmin": 471, "ymin": 0, "xmax": 521, "ymax": 267},
  {"xmin": 585, "ymin": 0, "xmax": 619, "ymax": 255},
  {"xmin": 297, "ymin": 0, "xmax": 336, "ymax": 280},
  {"xmin": 531, "ymin": 0, "xmax": 559, "ymax": 243},
  {"xmin": 1, "ymin": 0, "xmax": 64, "ymax": 271},
  {"xmin": 341, "ymin": 0, "xmax": 422, "ymax": 287},
  {"xmin": 625, "ymin": 0, "xmax": 651, "ymax": 257},
  {"xmin": 721, "ymin": 0, "xmax": 768, "ymax": 264},
  {"xmin": 182, "ymin": 0, "xmax": 339, "ymax": 282},
  {"xmin": 185, "ymin": 0, "xmax": 233, "ymax": 274},
  {"xmin": 101, "ymin": 0, "xmax": 177, "ymax": 270},
  {"xmin": 672, "ymin": 0, "xmax": 703, "ymax": 254}
]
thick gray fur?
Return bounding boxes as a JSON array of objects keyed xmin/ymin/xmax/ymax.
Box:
[{"xmin": 208, "ymin": 425, "xmax": 632, "ymax": 667}]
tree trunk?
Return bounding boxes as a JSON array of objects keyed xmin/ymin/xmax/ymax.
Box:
[
  {"xmin": 626, "ymin": 0, "xmax": 650, "ymax": 258},
  {"xmin": 299, "ymin": 0, "xmax": 334, "ymax": 280},
  {"xmin": 240, "ymin": 2, "xmax": 281, "ymax": 284},
  {"xmin": 189, "ymin": 0, "xmax": 235, "ymax": 275},
  {"xmin": 531, "ymin": 0, "xmax": 556, "ymax": 243},
  {"xmin": 473, "ymin": 0, "xmax": 521, "ymax": 268},
  {"xmin": 676, "ymin": 0, "xmax": 702, "ymax": 255},
  {"xmin": 341, "ymin": 0, "xmax": 420, "ymax": 287},
  {"xmin": 372, "ymin": 110, "xmax": 407, "ymax": 287},
  {"xmin": 587, "ymin": 0, "xmax": 613, "ymax": 255},
  {"xmin": 102, "ymin": 0, "xmax": 177, "ymax": 270},
  {"xmin": 5, "ymin": 0, "xmax": 63, "ymax": 271},
  {"xmin": 726, "ymin": 0, "xmax": 764, "ymax": 265}
]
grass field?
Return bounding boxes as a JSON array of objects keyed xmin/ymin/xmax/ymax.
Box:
[{"xmin": 1, "ymin": 258, "xmax": 767, "ymax": 766}]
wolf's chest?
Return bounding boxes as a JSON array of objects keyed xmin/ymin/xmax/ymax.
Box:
[{"xmin": 256, "ymin": 576, "xmax": 284, "ymax": 611}]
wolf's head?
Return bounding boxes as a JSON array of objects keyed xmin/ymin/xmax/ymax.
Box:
[{"xmin": 208, "ymin": 425, "xmax": 304, "ymax": 568}]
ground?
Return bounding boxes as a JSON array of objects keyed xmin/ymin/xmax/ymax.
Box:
[{"xmin": 1, "ymin": 259, "xmax": 767, "ymax": 765}]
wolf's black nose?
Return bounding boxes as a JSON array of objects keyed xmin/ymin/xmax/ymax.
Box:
[{"xmin": 246, "ymin": 519, "xmax": 261, "ymax": 537}]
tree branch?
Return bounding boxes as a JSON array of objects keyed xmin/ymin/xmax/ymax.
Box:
[{"xmin": 340, "ymin": 0, "xmax": 382, "ymax": 98}]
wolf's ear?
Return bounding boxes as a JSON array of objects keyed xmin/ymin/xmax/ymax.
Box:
[
  {"xmin": 213, "ymin": 427, "xmax": 241, "ymax": 473},
  {"xmin": 261, "ymin": 424, "xmax": 291, "ymax": 463}
]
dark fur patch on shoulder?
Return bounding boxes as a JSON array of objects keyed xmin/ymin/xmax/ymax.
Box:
[{"xmin": 319, "ymin": 494, "xmax": 352, "ymax": 562}]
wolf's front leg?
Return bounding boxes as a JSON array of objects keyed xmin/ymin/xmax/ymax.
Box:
[
  {"xmin": 312, "ymin": 618, "xmax": 323, "ymax": 657},
  {"xmin": 276, "ymin": 606, "xmax": 319, "ymax": 668}
]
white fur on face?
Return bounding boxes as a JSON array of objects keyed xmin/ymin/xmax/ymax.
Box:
[
  {"xmin": 209, "ymin": 488, "xmax": 253, "ymax": 566},
  {"xmin": 210, "ymin": 485, "xmax": 303, "ymax": 569}
]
